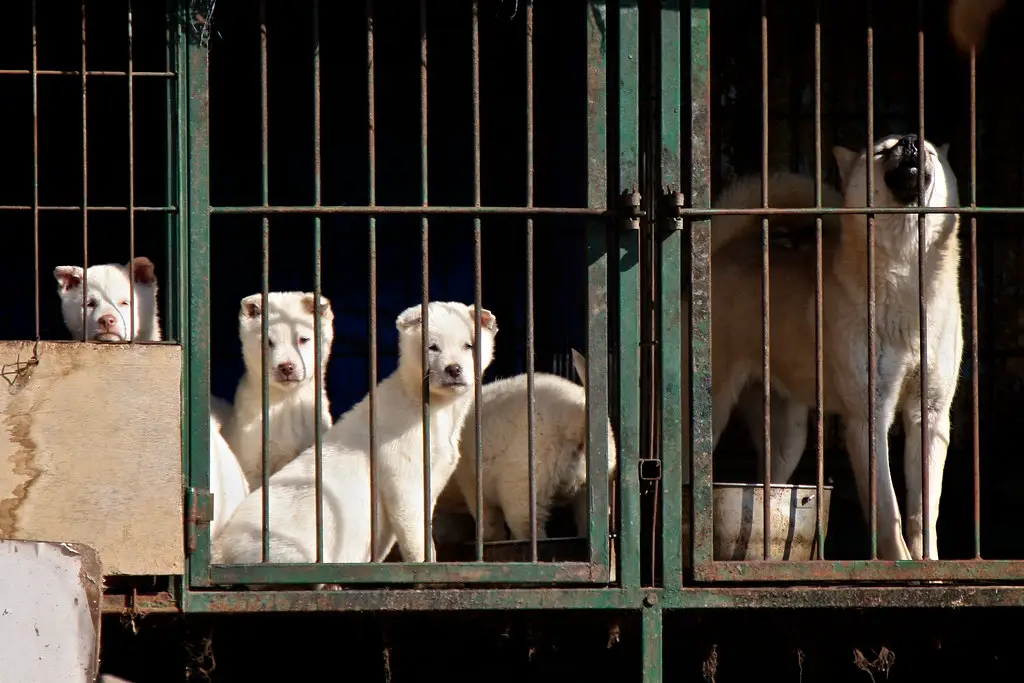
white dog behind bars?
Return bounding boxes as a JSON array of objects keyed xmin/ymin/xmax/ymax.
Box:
[
  {"xmin": 452, "ymin": 349, "xmax": 618, "ymax": 542},
  {"xmin": 223, "ymin": 291, "xmax": 334, "ymax": 490},
  {"xmin": 54, "ymin": 257, "xmax": 161, "ymax": 342},
  {"xmin": 213, "ymin": 301, "xmax": 498, "ymax": 565},
  {"xmin": 686, "ymin": 134, "xmax": 963, "ymax": 561}
]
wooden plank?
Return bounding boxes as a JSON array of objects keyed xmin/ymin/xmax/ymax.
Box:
[{"xmin": 0, "ymin": 342, "xmax": 183, "ymax": 575}]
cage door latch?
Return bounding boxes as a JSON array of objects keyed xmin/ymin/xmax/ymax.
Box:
[{"xmin": 185, "ymin": 486, "xmax": 214, "ymax": 555}]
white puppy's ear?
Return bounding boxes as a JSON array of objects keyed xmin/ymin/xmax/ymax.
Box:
[
  {"xmin": 301, "ymin": 293, "xmax": 333, "ymax": 320},
  {"xmin": 396, "ymin": 304, "xmax": 423, "ymax": 331},
  {"xmin": 54, "ymin": 266, "xmax": 84, "ymax": 293},
  {"xmin": 832, "ymin": 146, "xmax": 860, "ymax": 188},
  {"xmin": 469, "ymin": 306, "xmax": 498, "ymax": 333},
  {"xmin": 937, "ymin": 142, "xmax": 951, "ymax": 158},
  {"xmin": 130, "ymin": 256, "xmax": 157, "ymax": 285},
  {"xmin": 240, "ymin": 294, "xmax": 263, "ymax": 319},
  {"xmin": 570, "ymin": 348, "xmax": 587, "ymax": 387}
]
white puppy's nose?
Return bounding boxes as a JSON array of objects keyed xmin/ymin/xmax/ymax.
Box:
[
  {"xmin": 98, "ymin": 314, "xmax": 117, "ymax": 330},
  {"xmin": 277, "ymin": 361, "xmax": 296, "ymax": 379},
  {"xmin": 444, "ymin": 363, "xmax": 463, "ymax": 379}
]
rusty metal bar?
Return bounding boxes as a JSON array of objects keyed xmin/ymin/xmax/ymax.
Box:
[
  {"xmin": 969, "ymin": 43, "xmax": 981, "ymax": 560},
  {"xmin": 524, "ymin": 0, "xmax": 539, "ymax": 562},
  {"xmin": 813, "ymin": 0, "xmax": 825, "ymax": 559},
  {"xmin": 0, "ymin": 205, "xmax": 176, "ymax": 212},
  {"xmin": 419, "ymin": 0, "xmax": 433, "ymax": 562},
  {"xmin": 210, "ymin": 205, "xmax": 611, "ymax": 216},
  {"xmin": 866, "ymin": 0, "xmax": 879, "ymax": 560},
  {"xmin": 693, "ymin": 558, "xmax": 1024, "ymax": 583},
  {"xmin": 917, "ymin": 0, "xmax": 932, "ymax": 561},
  {"xmin": 128, "ymin": 1, "xmax": 136, "ymax": 341},
  {"xmin": 312, "ymin": 0, "xmax": 325, "ymax": 564},
  {"xmin": 259, "ymin": 0, "xmax": 272, "ymax": 563},
  {"xmin": 80, "ymin": 0, "xmax": 89, "ymax": 341},
  {"xmin": 0, "ymin": 69, "xmax": 175, "ymax": 77},
  {"xmin": 32, "ymin": 0, "xmax": 39, "ymax": 340},
  {"xmin": 759, "ymin": 0, "xmax": 772, "ymax": 561},
  {"xmin": 470, "ymin": 0, "xmax": 486, "ymax": 563},
  {"xmin": 367, "ymin": 0, "xmax": 381, "ymax": 562}
]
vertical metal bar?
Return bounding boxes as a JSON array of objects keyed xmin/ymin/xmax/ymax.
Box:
[
  {"xmin": 615, "ymin": 0, "xmax": 641, "ymax": 588},
  {"xmin": 523, "ymin": 0, "xmax": 538, "ymax": 563},
  {"xmin": 32, "ymin": 0, "xmax": 40, "ymax": 341},
  {"xmin": 585, "ymin": 0, "xmax": 611, "ymax": 576},
  {"xmin": 259, "ymin": 0, "xmax": 272, "ymax": 563},
  {"xmin": 916, "ymin": 0, "xmax": 932, "ymax": 560},
  {"xmin": 184, "ymin": 7, "xmax": 213, "ymax": 586},
  {"xmin": 165, "ymin": 0, "xmax": 181, "ymax": 342},
  {"xmin": 367, "ymin": 0, "xmax": 381, "ymax": 561},
  {"xmin": 865, "ymin": 0, "xmax": 879, "ymax": 560},
  {"xmin": 128, "ymin": 1, "xmax": 136, "ymax": 341},
  {"xmin": 472, "ymin": 0, "xmax": 487, "ymax": 563},
  {"xmin": 81, "ymin": 1, "xmax": 89, "ymax": 341},
  {"xmin": 641, "ymin": 603, "xmax": 664, "ymax": 683},
  {"xmin": 419, "ymin": 0, "xmax": 433, "ymax": 561},
  {"xmin": 658, "ymin": 0, "xmax": 684, "ymax": 589},
  {"xmin": 969, "ymin": 44, "xmax": 981, "ymax": 560},
  {"xmin": 813, "ymin": 0, "xmax": 826, "ymax": 559},
  {"xmin": 759, "ymin": 0, "xmax": 772, "ymax": 561},
  {"xmin": 312, "ymin": 0, "xmax": 325, "ymax": 564},
  {"xmin": 687, "ymin": 0, "xmax": 714, "ymax": 572}
]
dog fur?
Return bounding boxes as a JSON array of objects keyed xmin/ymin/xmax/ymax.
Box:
[
  {"xmin": 54, "ymin": 257, "xmax": 161, "ymax": 342},
  {"xmin": 213, "ymin": 301, "xmax": 498, "ymax": 566},
  {"xmin": 209, "ymin": 410, "xmax": 250, "ymax": 539},
  {"xmin": 452, "ymin": 349, "xmax": 618, "ymax": 542},
  {"xmin": 949, "ymin": 0, "xmax": 1006, "ymax": 53},
  {"xmin": 685, "ymin": 135, "xmax": 963, "ymax": 561},
  {"xmin": 223, "ymin": 291, "xmax": 334, "ymax": 490}
]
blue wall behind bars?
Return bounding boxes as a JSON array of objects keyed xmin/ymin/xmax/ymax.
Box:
[{"xmin": 0, "ymin": 0, "xmax": 593, "ymax": 422}]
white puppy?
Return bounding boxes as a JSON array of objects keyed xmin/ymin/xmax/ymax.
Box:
[
  {"xmin": 53, "ymin": 257, "xmax": 161, "ymax": 341},
  {"xmin": 209, "ymin": 410, "xmax": 250, "ymax": 539},
  {"xmin": 213, "ymin": 301, "xmax": 497, "ymax": 566},
  {"xmin": 453, "ymin": 349, "xmax": 618, "ymax": 542},
  {"xmin": 223, "ymin": 291, "xmax": 334, "ymax": 490}
]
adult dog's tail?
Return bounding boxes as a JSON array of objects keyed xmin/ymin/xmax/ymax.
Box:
[{"xmin": 710, "ymin": 170, "xmax": 844, "ymax": 255}]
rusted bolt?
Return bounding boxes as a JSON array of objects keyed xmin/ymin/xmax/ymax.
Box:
[
  {"xmin": 643, "ymin": 592, "xmax": 659, "ymax": 607},
  {"xmin": 665, "ymin": 191, "xmax": 685, "ymax": 221}
]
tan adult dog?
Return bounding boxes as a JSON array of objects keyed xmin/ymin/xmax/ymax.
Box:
[{"xmin": 685, "ymin": 134, "xmax": 963, "ymax": 561}]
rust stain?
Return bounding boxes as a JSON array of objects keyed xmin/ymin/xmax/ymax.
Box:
[{"xmin": 0, "ymin": 407, "xmax": 42, "ymax": 537}]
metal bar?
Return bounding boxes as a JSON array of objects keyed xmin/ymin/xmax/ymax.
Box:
[
  {"xmin": 419, "ymin": 0, "xmax": 433, "ymax": 562},
  {"xmin": 165, "ymin": 0, "xmax": 181, "ymax": 342},
  {"xmin": 866, "ymin": 0, "xmax": 878, "ymax": 560},
  {"xmin": 0, "ymin": 205, "xmax": 176, "ymax": 211},
  {"xmin": 80, "ymin": 0, "xmax": 89, "ymax": 341},
  {"xmin": 0, "ymin": 69, "xmax": 175, "ymax": 76},
  {"xmin": 615, "ymin": 0, "xmax": 641, "ymax": 588},
  {"xmin": 969, "ymin": 43, "xmax": 982, "ymax": 560},
  {"xmin": 179, "ymin": 584, "xmax": 1024, "ymax": 614},
  {"xmin": 312, "ymin": 0, "xmax": 325, "ymax": 564},
  {"xmin": 128, "ymin": 0, "xmax": 136, "ymax": 341},
  {"xmin": 641, "ymin": 603, "xmax": 664, "ymax": 683},
  {"xmin": 917, "ymin": 0, "xmax": 931, "ymax": 561},
  {"xmin": 687, "ymin": 0, "xmax": 714, "ymax": 571},
  {"xmin": 32, "ymin": 0, "xmax": 39, "ymax": 340},
  {"xmin": 585, "ymin": 0, "xmax": 611, "ymax": 578},
  {"xmin": 184, "ymin": 8, "xmax": 213, "ymax": 587},
  {"xmin": 472, "ymin": 0, "xmax": 487, "ymax": 563},
  {"xmin": 523, "ymin": 0, "xmax": 538, "ymax": 563},
  {"xmin": 209, "ymin": 561, "xmax": 600, "ymax": 586},
  {"xmin": 813, "ymin": 0, "xmax": 825, "ymax": 559},
  {"xmin": 367, "ymin": 0, "xmax": 381, "ymax": 562},
  {"xmin": 693, "ymin": 559, "xmax": 1024, "ymax": 583},
  {"xmin": 259, "ymin": 0, "xmax": 272, "ymax": 563},
  {"xmin": 759, "ymin": 0, "xmax": 772, "ymax": 561},
  {"xmin": 208, "ymin": 205, "xmax": 1024, "ymax": 216},
  {"xmin": 658, "ymin": 0, "xmax": 684, "ymax": 590}
]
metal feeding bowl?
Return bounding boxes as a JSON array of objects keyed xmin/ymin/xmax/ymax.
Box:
[{"xmin": 681, "ymin": 483, "xmax": 833, "ymax": 565}]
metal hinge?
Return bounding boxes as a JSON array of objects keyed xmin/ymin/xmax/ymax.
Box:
[
  {"xmin": 662, "ymin": 191, "xmax": 685, "ymax": 230},
  {"xmin": 185, "ymin": 486, "xmax": 214, "ymax": 555},
  {"xmin": 621, "ymin": 189, "xmax": 643, "ymax": 230}
]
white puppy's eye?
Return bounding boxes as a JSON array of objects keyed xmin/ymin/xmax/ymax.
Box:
[
  {"xmin": 298, "ymin": 336, "xmax": 311, "ymax": 345},
  {"xmin": 86, "ymin": 299, "xmax": 97, "ymax": 309},
  {"xmin": 428, "ymin": 343, "xmax": 440, "ymax": 352},
  {"xmin": 266, "ymin": 339, "xmax": 276, "ymax": 349},
  {"xmin": 464, "ymin": 343, "xmax": 473, "ymax": 350},
  {"xmin": 119, "ymin": 300, "xmax": 129, "ymax": 307}
]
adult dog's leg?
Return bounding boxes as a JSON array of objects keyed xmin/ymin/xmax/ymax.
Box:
[{"xmin": 739, "ymin": 385, "xmax": 810, "ymax": 484}]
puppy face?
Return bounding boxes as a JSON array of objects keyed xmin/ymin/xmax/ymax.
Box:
[
  {"xmin": 396, "ymin": 301, "xmax": 498, "ymax": 398},
  {"xmin": 54, "ymin": 257, "xmax": 158, "ymax": 342},
  {"xmin": 834, "ymin": 134, "xmax": 954, "ymax": 209},
  {"xmin": 239, "ymin": 291, "xmax": 334, "ymax": 389}
]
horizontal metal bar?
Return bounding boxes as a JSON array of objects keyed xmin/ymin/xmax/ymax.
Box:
[
  {"xmin": 210, "ymin": 561, "xmax": 607, "ymax": 585},
  {"xmin": 177, "ymin": 585, "xmax": 1024, "ymax": 613},
  {"xmin": 0, "ymin": 69, "xmax": 176, "ymax": 77},
  {"xmin": 102, "ymin": 591, "xmax": 179, "ymax": 614},
  {"xmin": 210, "ymin": 205, "xmax": 618, "ymax": 216},
  {"xmin": 43, "ymin": 339, "xmax": 179, "ymax": 346},
  {"xmin": 694, "ymin": 559, "xmax": 1024, "ymax": 583},
  {"xmin": 679, "ymin": 206, "xmax": 1024, "ymax": 216},
  {"xmin": 0, "ymin": 205, "xmax": 177, "ymax": 212}
]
